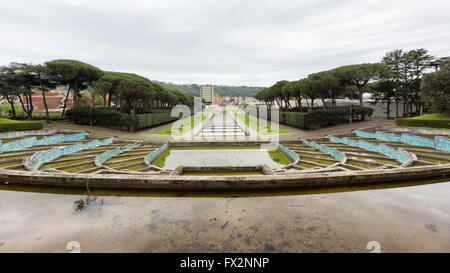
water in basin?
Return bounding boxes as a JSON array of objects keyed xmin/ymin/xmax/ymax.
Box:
[{"xmin": 153, "ymin": 146, "xmax": 291, "ymax": 169}]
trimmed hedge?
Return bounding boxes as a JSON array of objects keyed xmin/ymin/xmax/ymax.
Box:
[
  {"xmin": 66, "ymin": 107, "xmax": 182, "ymax": 131},
  {"xmin": 255, "ymin": 106, "xmax": 373, "ymax": 130},
  {"xmin": 14, "ymin": 115, "xmax": 68, "ymax": 121},
  {"xmin": 0, "ymin": 119, "xmax": 43, "ymax": 132},
  {"xmin": 395, "ymin": 118, "xmax": 450, "ymax": 129},
  {"xmin": 129, "ymin": 112, "xmax": 180, "ymax": 131}
]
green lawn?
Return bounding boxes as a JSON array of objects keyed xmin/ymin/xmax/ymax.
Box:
[
  {"xmin": 395, "ymin": 113, "xmax": 450, "ymax": 129},
  {"xmin": 0, "ymin": 118, "xmax": 43, "ymax": 132},
  {"xmin": 0, "ymin": 118, "xmax": 21, "ymax": 124},
  {"xmin": 152, "ymin": 109, "xmax": 213, "ymax": 136},
  {"xmin": 409, "ymin": 113, "xmax": 450, "ymax": 120},
  {"xmin": 232, "ymin": 110, "xmax": 290, "ymax": 135},
  {"xmin": 1, "ymin": 103, "xmax": 24, "ymax": 116}
]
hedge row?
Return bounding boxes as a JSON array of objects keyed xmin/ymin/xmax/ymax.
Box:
[
  {"xmin": 254, "ymin": 106, "xmax": 373, "ymax": 130},
  {"xmin": 0, "ymin": 120, "xmax": 43, "ymax": 132},
  {"xmin": 395, "ymin": 118, "xmax": 450, "ymax": 129},
  {"xmin": 12, "ymin": 115, "xmax": 68, "ymax": 121},
  {"xmin": 66, "ymin": 107, "xmax": 182, "ymax": 131},
  {"xmin": 128, "ymin": 112, "xmax": 180, "ymax": 130}
]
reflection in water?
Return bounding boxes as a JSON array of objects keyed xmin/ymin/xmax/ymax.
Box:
[{"xmin": 0, "ymin": 179, "xmax": 449, "ymax": 253}]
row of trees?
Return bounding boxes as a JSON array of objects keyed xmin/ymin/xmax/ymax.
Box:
[
  {"xmin": 421, "ymin": 59, "xmax": 450, "ymax": 115},
  {"xmin": 373, "ymin": 49, "xmax": 447, "ymax": 117},
  {"xmin": 254, "ymin": 49, "xmax": 449, "ymax": 117},
  {"xmin": 91, "ymin": 71, "xmax": 193, "ymax": 114},
  {"xmin": 0, "ymin": 60, "xmax": 193, "ymax": 121},
  {"xmin": 254, "ymin": 63, "xmax": 389, "ymax": 111}
]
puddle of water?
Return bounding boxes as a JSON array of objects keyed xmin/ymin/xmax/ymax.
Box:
[{"xmin": 0, "ymin": 179, "xmax": 448, "ymax": 252}]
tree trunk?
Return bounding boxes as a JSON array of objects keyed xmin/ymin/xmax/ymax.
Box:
[
  {"xmin": 285, "ymin": 98, "xmax": 292, "ymax": 110},
  {"xmin": 410, "ymin": 90, "xmax": 413, "ymax": 114},
  {"xmin": 404, "ymin": 85, "xmax": 410, "ymax": 117},
  {"xmin": 16, "ymin": 93, "xmax": 28, "ymax": 119},
  {"xmin": 396, "ymin": 101, "xmax": 399, "ymax": 118},
  {"xmin": 108, "ymin": 92, "xmax": 112, "ymax": 109},
  {"xmin": 7, "ymin": 98, "xmax": 16, "ymax": 119},
  {"xmin": 73, "ymin": 80, "xmax": 79, "ymax": 107},
  {"xmin": 27, "ymin": 93, "xmax": 33, "ymax": 120},
  {"xmin": 61, "ymin": 86, "xmax": 71, "ymax": 116},
  {"xmin": 41, "ymin": 86, "xmax": 50, "ymax": 123},
  {"xmin": 386, "ymin": 101, "xmax": 391, "ymax": 119},
  {"xmin": 321, "ymin": 97, "xmax": 326, "ymax": 109},
  {"xmin": 275, "ymin": 99, "xmax": 281, "ymax": 108},
  {"xmin": 358, "ymin": 87, "xmax": 364, "ymax": 106},
  {"xmin": 297, "ymin": 99, "xmax": 302, "ymax": 112}
]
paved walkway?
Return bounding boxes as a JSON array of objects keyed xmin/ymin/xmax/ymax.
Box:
[
  {"xmin": 44, "ymin": 119, "xmax": 396, "ymax": 143},
  {"xmin": 198, "ymin": 112, "xmax": 246, "ymax": 137}
]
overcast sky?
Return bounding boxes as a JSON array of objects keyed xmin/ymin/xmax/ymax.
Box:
[{"xmin": 1, "ymin": 0, "xmax": 449, "ymax": 86}]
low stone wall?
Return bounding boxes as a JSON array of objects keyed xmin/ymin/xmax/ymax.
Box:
[
  {"xmin": 145, "ymin": 144, "xmax": 169, "ymax": 165},
  {"xmin": 191, "ymin": 111, "xmax": 216, "ymax": 137},
  {"xmin": 401, "ymin": 133, "xmax": 435, "ymax": 148},
  {"xmin": 2, "ymin": 164, "xmax": 449, "ymax": 191},
  {"xmin": 356, "ymin": 129, "xmax": 450, "ymax": 150},
  {"xmin": 435, "ymin": 136, "xmax": 450, "ymax": 153},
  {"xmin": 25, "ymin": 137, "xmax": 114, "ymax": 170},
  {"xmin": 232, "ymin": 111, "xmax": 258, "ymax": 137},
  {"xmin": 278, "ymin": 143, "xmax": 300, "ymax": 167},
  {"xmin": 170, "ymin": 164, "xmax": 274, "ymax": 176},
  {"xmin": 329, "ymin": 135, "xmax": 414, "ymax": 165},
  {"xmin": 0, "ymin": 132, "xmax": 87, "ymax": 152},
  {"xmin": 303, "ymin": 140, "xmax": 346, "ymax": 162},
  {"xmin": 0, "ymin": 129, "xmax": 59, "ymax": 139},
  {"xmin": 381, "ymin": 126, "xmax": 450, "ymax": 136},
  {"xmin": 95, "ymin": 142, "xmax": 141, "ymax": 166},
  {"xmin": 63, "ymin": 132, "xmax": 87, "ymax": 142}
]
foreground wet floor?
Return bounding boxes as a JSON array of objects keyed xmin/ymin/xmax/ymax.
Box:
[{"xmin": 0, "ymin": 181, "xmax": 449, "ymax": 253}]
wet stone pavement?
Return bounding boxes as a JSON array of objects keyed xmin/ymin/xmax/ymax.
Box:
[{"xmin": 0, "ymin": 180, "xmax": 449, "ymax": 253}]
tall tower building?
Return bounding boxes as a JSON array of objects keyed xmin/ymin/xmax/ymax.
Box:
[{"xmin": 200, "ymin": 85, "xmax": 214, "ymax": 104}]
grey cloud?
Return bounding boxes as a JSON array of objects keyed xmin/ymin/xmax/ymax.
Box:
[{"xmin": 0, "ymin": 0, "xmax": 449, "ymax": 86}]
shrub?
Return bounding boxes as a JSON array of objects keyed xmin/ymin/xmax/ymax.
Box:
[
  {"xmin": 66, "ymin": 107, "xmax": 96, "ymax": 125},
  {"xmin": 0, "ymin": 118, "xmax": 43, "ymax": 132},
  {"xmin": 395, "ymin": 117, "xmax": 450, "ymax": 129},
  {"xmin": 14, "ymin": 115, "xmax": 67, "ymax": 121},
  {"xmin": 253, "ymin": 106, "xmax": 373, "ymax": 130},
  {"xmin": 66, "ymin": 107, "xmax": 181, "ymax": 131},
  {"xmin": 66, "ymin": 107, "xmax": 128, "ymax": 127},
  {"xmin": 94, "ymin": 109, "xmax": 129, "ymax": 128},
  {"xmin": 128, "ymin": 111, "xmax": 181, "ymax": 131}
]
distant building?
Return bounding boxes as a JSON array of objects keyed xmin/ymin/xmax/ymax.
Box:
[
  {"xmin": 213, "ymin": 95, "xmax": 222, "ymax": 104},
  {"xmin": 200, "ymin": 85, "xmax": 214, "ymax": 104},
  {"xmin": 3, "ymin": 85, "xmax": 75, "ymax": 114}
]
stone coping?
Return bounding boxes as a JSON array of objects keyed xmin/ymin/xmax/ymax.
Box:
[
  {"xmin": 169, "ymin": 164, "xmax": 274, "ymax": 176},
  {"xmin": 1, "ymin": 164, "xmax": 449, "ymax": 191}
]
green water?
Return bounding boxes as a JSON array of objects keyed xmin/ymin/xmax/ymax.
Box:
[
  {"xmin": 182, "ymin": 171, "xmax": 264, "ymax": 176},
  {"xmin": 153, "ymin": 146, "xmax": 292, "ymax": 169}
]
